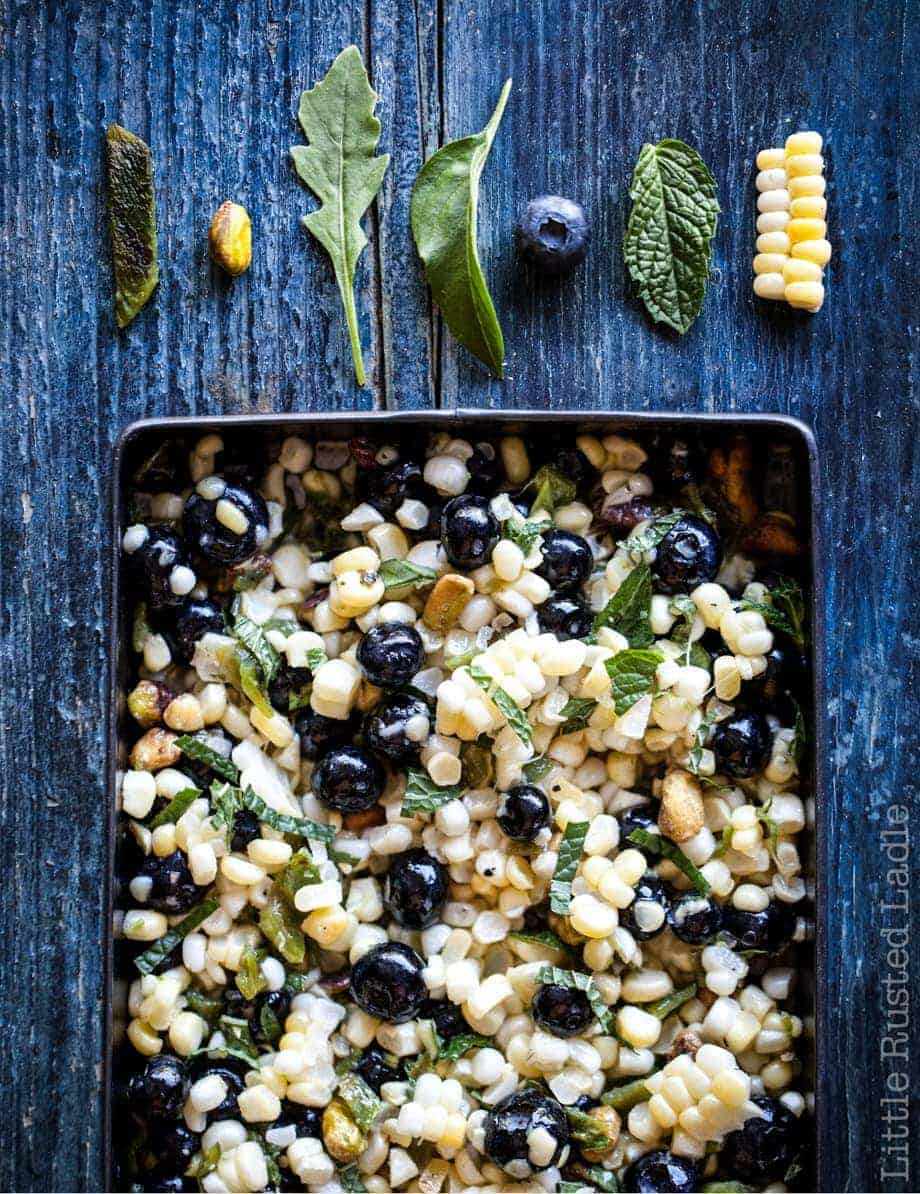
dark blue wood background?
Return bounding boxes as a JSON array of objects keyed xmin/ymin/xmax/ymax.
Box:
[{"xmin": 1, "ymin": 0, "xmax": 917, "ymax": 1190}]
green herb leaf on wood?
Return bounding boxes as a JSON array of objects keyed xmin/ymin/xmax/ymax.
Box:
[
  {"xmin": 624, "ymin": 139, "xmax": 719, "ymax": 335},
  {"xmin": 105, "ymin": 124, "xmax": 159, "ymax": 328},
  {"xmin": 291, "ymin": 46, "xmax": 390, "ymax": 386},
  {"xmin": 410, "ymin": 80, "xmax": 512, "ymax": 377}
]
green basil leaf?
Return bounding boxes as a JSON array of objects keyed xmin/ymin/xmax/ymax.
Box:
[
  {"xmin": 627, "ymin": 827, "xmax": 711, "ymax": 895},
  {"xmin": 410, "ymin": 81, "xmax": 511, "ymax": 377},
  {"xmin": 604, "ymin": 648, "xmax": 663, "ymax": 715},
  {"xmin": 558, "ymin": 697, "xmax": 598, "ymax": 736},
  {"xmin": 133, "ymin": 898, "xmax": 218, "ymax": 975},
  {"xmin": 378, "ymin": 558, "xmax": 437, "ymax": 592},
  {"xmin": 239, "ymin": 786, "xmax": 335, "ymax": 843},
  {"xmin": 593, "ymin": 565, "xmax": 654, "ymax": 646},
  {"xmin": 259, "ymin": 888, "xmax": 306, "ymax": 965},
  {"xmin": 645, "ymin": 982, "xmax": 697, "ymax": 1019},
  {"xmin": 521, "ymin": 756, "xmax": 553, "ymax": 783},
  {"xmin": 437, "ymin": 1032, "xmax": 494, "ymax": 1061},
  {"xmin": 233, "ymin": 614, "xmax": 281, "ymax": 685},
  {"xmin": 291, "ymin": 47, "xmax": 389, "ymax": 386},
  {"xmin": 185, "ymin": 988, "xmax": 223, "ymax": 1025},
  {"xmin": 549, "ymin": 822, "xmax": 589, "ymax": 915},
  {"xmin": 401, "ymin": 768, "xmax": 464, "ymax": 816},
  {"xmin": 530, "ymin": 464, "xmax": 576, "ymax": 516},
  {"xmin": 236, "ymin": 946, "xmax": 268, "ymax": 1001},
  {"xmin": 536, "ymin": 965, "xmax": 612, "ymax": 1033},
  {"xmin": 624, "ymin": 138, "xmax": 719, "ymax": 335},
  {"xmin": 337, "ymin": 1072, "xmax": 382, "ymax": 1133},
  {"xmin": 175, "ymin": 735, "xmax": 239, "ymax": 783},
  {"xmin": 148, "ymin": 786, "xmax": 199, "ymax": 829}
]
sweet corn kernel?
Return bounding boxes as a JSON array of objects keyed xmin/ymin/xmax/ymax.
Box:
[
  {"xmin": 783, "ymin": 258, "xmax": 823, "ymax": 283},
  {"xmin": 785, "ymin": 153, "xmax": 824, "ymax": 178},
  {"xmin": 785, "ymin": 282, "xmax": 824, "ymax": 311},
  {"xmin": 790, "ymin": 238, "xmax": 832, "ymax": 266},
  {"xmin": 785, "ymin": 130, "xmax": 823, "ymax": 155}
]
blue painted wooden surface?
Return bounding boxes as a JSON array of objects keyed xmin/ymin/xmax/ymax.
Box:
[{"xmin": 0, "ymin": 0, "xmax": 917, "ymax": 1190}]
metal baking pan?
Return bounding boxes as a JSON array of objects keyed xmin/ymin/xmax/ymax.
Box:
[{"xmin": 106, "ymin": 409, "xmax": 827, "ymax": 1191}]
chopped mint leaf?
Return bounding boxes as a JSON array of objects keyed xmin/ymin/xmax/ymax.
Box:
[
  {"xmin": 593, "ymin": 564, "xmax": 653, "ymax": 646},
  {"xmin": 239, "ymin": 786, "xmax": 335, "ymax": 843},
  {"xmin": 276, "ymin": 848, "xmax": 323, "ymax": 905},
  {"xmin": 148, "ymin": 786, "xmax": 199, "ymax": 829},
  {"xmin": 604, "ymin": 648, "xmax": 662, "ymax": 715},
  {"xmin": 529, "ymin": 464, "xmax": 576, "ymax": 515},
  {"xmin": 601, "ymin": 1077, "xmax": 651, "ymax": 1112},
  {"xmin": 238, "ymin": 650, "xmax": 274, "ymax": 717},
  {"xmin": 259, "ymin": 888, "xmax": 306, "ymax": 965},
  {"xmin": 627, "ymin": 827, "xmax": 710, "ymax": 895},
  {"xmin": 437, "ymin": 1033, "xmax": 493, "ymax": 1061},
  {"xmin": 558, "ymin": 697, "xmax": 597, "ymax": 735},
  {"xmin": 503, "ymin": 515, "xmax": 551, "ymax": 554},
  {"xmin": 508, "ymin": 929, "xmax": 569, "ymax": 952},
  {"xmin": 402, "ymin": 768, "xmax": 464, "ymax": 816},
  {"xmin": 379, "ymin": 558, "xmax": 437, "ymax": 591},
  {"xmin": 565, "ymin": 1105, "xmax": 616, "ymax": 1151},
  {"xmin": 338, "ymin": 1165, "xmax": 367, "ymax": 1193},
  {"xmin": 790, "ymin": 700, "xmax": 807, "ymax": 766},
  {"xmin": 549, "ymin": 822, "xmax": 589, "ymax": 915},
  {"xmin": 536, "ymin": 965, "xmax": 612, "ymax": 1033},
  {"xmin": 469, "ymin": 662, "xmax": 532, "ymax": 746},
  {"xmin": 622, "ymin": 511, "xmax": 684, "ymax": 559},
  {"xmin": 175, "ymin": 735, "xmax": 239, "ymax": 783},
  {"xmin": 337, "ymin": 1072, "xmax": 382, "ymax": 1132},
  {"xmin": 521, "ymin": 756, "xmax": 553, "ymax": 783},
  {"xmin": 646, "ymin": 982, "xmax": 697, "ymax": 1019},
  {"xmin": 232, "ymin": 613, "xmax": 281, "ymax": 685},
  {"xmin": 134, "ymin": 898, "xmax": 218, "ymax": 975}
]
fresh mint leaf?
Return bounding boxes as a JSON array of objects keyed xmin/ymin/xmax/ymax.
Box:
[
  {"xmin": 469, "ymin": 662, "xmax": 532, "ymax": 746},
  {"xmin": 410, "ymin": 81, "xmax": 511, "ymax": 377},
  {"xmin": 239, "ymin": 786, "xmax": 335, "ymax": 843},
  {"xmin": 199, "ymin": 1015, "xmax": 260, "ymax": 1069},
  {"xmin": 185, "ymin": 988, "xmax": 223, "ymax": 1024},
  {"xmin": 337, "ymin": 1072, "xmax": 382, "ymax": 1132},
  {"xmin": 233, "ymin": 613, "xmax": 281, "ymax": 685},
  {"xmin": 549, "ymin": 821, "xmax": 589, "ymax": 914},
  {"xmin": 238, "ymin": 650, "xmax": 274, "ymax": 717},
  {"xmin": 288, "ymin": 685, "xmax": 313, "ymax": 713},
  {"xmin": 624, "ymin": 138, "xmax": 719, "ymax": 335},
  {"xmin": 328, "ymin": 845, "xmax": 362, "ymax": 867},
  {"xmin": 530, "ymin": 464, "xmax": 576, "ymax": 516},
  {"xmin": 259, "ymin": 1000, "xmax": 283, "ymax": 1045},
  {"xmin": 261, "ymin": 617, "xmax": 298, "ymax": 637},
  {"xmin": 558, "ymin": 697, "xmax": 598, "ymax": 735},
  {"xmin": 402, "ymin": 768, "xmax": 464, "ymax": 816},
  {"xmin": 593, "ymin": 564, "xmax": 654, "ymax": 646},
  {"xmin": 669, "ymin": 593, "xmax": 697, "ymax": 642},
  {"xmin": 646, "ymin": 982, "xmax": 697, "ymax": 1019},
  {"xmin": 338, "ymin": 1165, "xmax": 367, "ymax": 1193},
  {"xmin": 627, "ymin": 827, "xmax": 711, "ymax": 895},
  {"xmin": 740, "ymin": 576, "xmax": 806, "ymax": 651},
  {"xmin": 582, "ymin": 1165, "xmax": 621, "ymax": 1192},
  {"xmin": 175, "ymin": 735, "xmax": 239, "ymax": 783},
  {"xmin": 437, "ymin": 1033, "xmax": 494, "ymax": 1061},
  {"xmin": 134, "ymin": 898, "xmax": 218, "ymax": 975},
  {"xmin": 604, "ymin": 648, "xmax": 662, "ymax": 715},
  {"xmin": 148, "ymin": 786, "xmax": 199, "ymax": 829},
  {"xmin": 622, "ymin": 511, "xmax": 685, "ymax": 558},
  {"xmin": 304, "ymin": 646, "xmax": 328, "ymax": 672},
  {"xmin": 503, "ymin": 515, "xmax": 551, "ymax": 554},
  {"xmin": 521, "ymin": 756, "xmax": 553, "ymax": 783},
  {"xmin": 291, "ymin": 47, "xmax": 389, "ymax": 386},
  {"xmin": 688, "ymin": 710, "xmax": 716, "ymax": 776},
  {"xmin": 536, "ymin": 965, "xmax": 612, "ymax": 1033},
  {"xmin": 444, "ymin": 648, "xmax": 476, "ymax": 671},
  {"xmin": 509, "ymin": 929, "xmax": 569, "ymax": 952},
  {"xmin": 378, "ymin": 557, "xmax": 437, "ymax": 592}
]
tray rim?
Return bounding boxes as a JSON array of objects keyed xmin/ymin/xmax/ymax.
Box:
[{"xmin": 105, "ymin": 408, "xmax": 826, "ymax": 1190}]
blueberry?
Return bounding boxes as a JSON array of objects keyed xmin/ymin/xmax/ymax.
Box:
[
  {"xmin": 651, "ymin": 515, "xmax": 722, "ymax": 594},
  {"xmin": 497, "ymin": 785, "xmax": 551, "ymax": 842},
  {"xmin": 251, "ymin": 989, "xmax": 292, "ymax": 1045},
  {"xmin": 644, "ymin": 434, "xmax": 705, "ymax": 492},
  {"xmin": 294, "ymin": 707, "xmax": 355, "ymax": 761},
  {"xmin": 536, "ymin": 530, "xmax": 593, "ymax": 592},
  {"xmin": 740, "ymin": 639, "xmax": 806, "ymax": 721},
  {"xmin": 137, "ymin": 851, "xmax": 200, "ymax": 916},
  {"xmin": 531, "ymin": 983, "xmax": 593, "ymax": 1038},
  {"xmin": 269, "ymin": 660, "xmax": 315, "ymax": 713},
  {"xmin": 226, "ymin": 808, "xmax": 260, "ymax": 853},
  {"xmin": 385, "ymin": 848, "xmax": 449, "ymax": 929},
  {"xmin": 356, "ymin": 623, "xmax": 425, "ymax": 689},
  {"xmin": 623, "ymin": 1148, "xmax": 699, "ymax": 1192},
  {"xmin": 169, "ymin": 597, "xmax": 225, "ymax": 665},
  {"xmin": 537, "ymin": 593, "xmax": 593, "ymax": 640},
  {"xmin": 554, "ymin": 448, "xmax": 591, "ymax": 489},
  {"xmin": 349, "ymin": 942, "xmax": 427, "ymax": 1023},
  {"xmin": 357, "ymin": 459, "xmax": 425, "ymax": 517},
  {"xmin": 364, "ymin": 692, "xmax": 431, "ymax": 766},
  {"xmin": 183, "ymin": 480, "xmax": 269, "ymax": 566},
  {"xmin": 440, "ymin": 495, "xmax": 499, "ymax": 570},
  {"xmin": 721, "ymin": 901, "xmax": 797, "ymax": 953},
  {"xmin": 125, "ymin": 525, "xmax": 195, "ymax": 611},
  {"xmin": 353, "ymin": 1044, "xmax": 403, "ymax": 1094},
  {"xmin": 618, "ymin": 803, "xmax": 656, "ymax": 842},
  {"xmin": 145, "ymin": 1122, "xmax": 198, "ymax": 1175},
  {"xmin": 711, "ymin": 711, "xmax": 773, "ymax": 778},
  {"xmin": 419, "ymin": 998, "xmax": 468, "ymax": 1040},
  {"xmin": 484, "ymin": 1088, "xmax": 570, "ymax": 1174},
  {"xmin": 312, "ymin": 746, "xmax": 385, "ymax": 813},
  {"xmin": 668, "ymin": 893, "xmax": 723, "ymax": 945},
  {"xmin": 516, "ymin": 195, "xmax": 589, "ymax": 274},
  {"xmin": 129, "ymin": 1055, "xmax": 188, "ymax": 1120},
  {"xmin": 619, "ymin": 873, "xmax": 672, "ymax": 941},
  {"xmin": 466, "ymin": 443, "xmax": 502, "ymax": 496},
  {"xmin": 722, "ymin": 1095, "xmax": 802, "ymax": 1185},
  {"xmin": 275, "ymin": 1099, "xmax": 323, "ymax": 1139},
  {"xmin": 187, "ymin": 1060, "xmax": 245, "ymax": 1123}
]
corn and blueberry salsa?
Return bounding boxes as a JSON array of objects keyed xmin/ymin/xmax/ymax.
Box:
[{"xmin": 116, "ymin": 428, "xmax": 813, "ymax": 1193}]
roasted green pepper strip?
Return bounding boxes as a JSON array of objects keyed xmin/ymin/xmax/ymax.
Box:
[{"xmin": 105, "ymin": 123, "xmax": 159, "ymax": 327}]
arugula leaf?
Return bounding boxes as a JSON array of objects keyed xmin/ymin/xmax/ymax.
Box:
[
  {"xmin": 549, "ymin": 822, "xmax": 589, "ymax": 915},
  {"xmin": 604, "ymin": 648, "xmax": 662, "ymax": 715},
  {"xmin": 233, "ymin": 614, "xmax": 281, "ymax": 685},
  {"xmin": 133, "ymin": 898, "xmax": 218, "ymax": 975},
  {"xmin": 338, "ymin": 1165, "xmax": 367, "ymax": 1193},
  {"xmin": 337, "ymin": 1072, "xmax": 382, "ymax": 1132},
  {"xmin": 536, "ymin": 965, "xmax": 612, "ymax": 1032},
  {"xmin": 236, "ymin": 946, "xmax": 268, "ymax": 1001},
  {"xmin": 238, "ymin": 651, "xmax": 274, "ymax": 717},
  {"xmin": 401, "ymin": 768, "xmax": 464, "ymax": 816},
  {"xmin": 627, "ymin": 827, "xmax": 711, "ymax": 895},
  {"xmin": 410, "ymin": 80, "xmax": 511, "ymax": 377},
  {"xmin": 148, "ymin": 786, "xmax": 199, "ymax": 829},
  {"xmin": 378, "ymin": 558, "xmax": 437, "ymax": 592},
  {"xmin": 239, "ymin": 786, "xmax": 335, "ymax": 843},
  {"xmin": 593, "ymin": 564, "xmax": 654, "ymax": 646},
  {"xmin": 509, "ymin": 929, "xmax": 569, "ymax": 952},
  {"xmin": 469, "ymin": 662, "xmax": 532, "ymax": 746},
  {"xmin": 558, "ymin": 697, "xmax": 598, "ymax": 735},
  {"xmin": 565, "ymin": 1105, "xmax": 617, "ymax": 1151},
  {"xmin": 530, "ymin": 464, "xmax": 576, "ymax": 516},
  {"xmin": 503, "ymin": 516, "xmax": 551, "ymax": 554},
  {"xmin": 291, "ymin": 46, "xmax": 389, "ymax": 386},
  {"xmin": 259, "ymin": 888, "xmax": 306, "ymax": 965},
  {"xmin": 646, "ymin": 982, "xmax": 697, "ymax": 1019},
  {"xmin": 521, "ymin": 756, "xmax": 553, "ymax": 783},
  {"xmin": 624, "ymin": 139, "xmax": 719, "ymax": 335},
  {"xmin": 622, "ymin": 511, "xmax": 685, "ymax": 558},
  {"xmin": 601, "ymin": 1077, "xmax": 652, "ymax": 1111},
  {"xmin": 175, "ymin": 736, "xmax": 239, "ymax": 783}
]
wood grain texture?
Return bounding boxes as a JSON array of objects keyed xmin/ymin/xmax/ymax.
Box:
[{"xmin": 0, "ymin": 0, "xmax": 917, "ymax": 1190}]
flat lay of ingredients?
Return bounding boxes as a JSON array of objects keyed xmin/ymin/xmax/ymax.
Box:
[
  {"xmin": 103, "ymin": 47, "xmax": 831, "ymax": 374},
  {"xmin": 116, "ymin": 426, "xmax": 813, "ymax": 1193}
]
